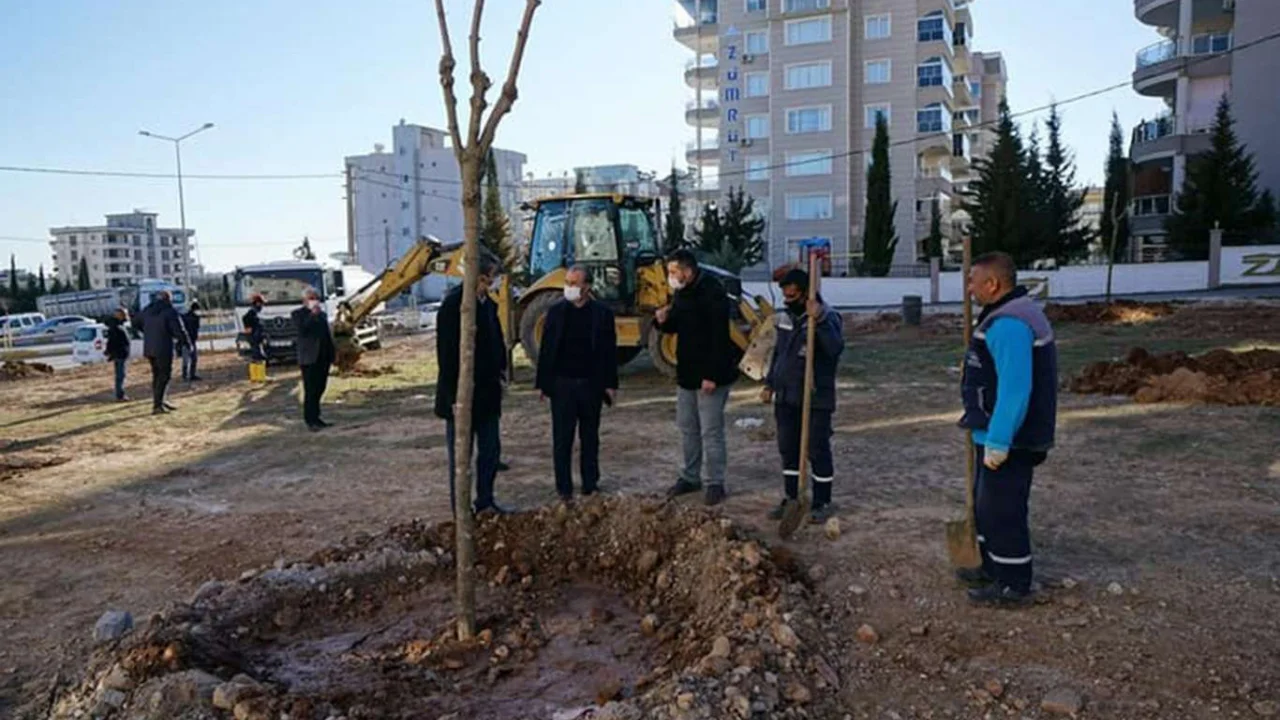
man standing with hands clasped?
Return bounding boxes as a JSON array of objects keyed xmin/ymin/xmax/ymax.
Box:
[
  {"xmin": 292, "ymin": 287, "xmax": 336, "ymax": 432},
  {"xmin": 958, "ymin": 252, "xmax": 1058, "ymax": 606},
  {"xmin": 655, "ymin": 249, "xmax": 737, "ymax": 506},
  {"xmin": 535, "ymin": 266, "xmax": 618, "ymax": 503}
]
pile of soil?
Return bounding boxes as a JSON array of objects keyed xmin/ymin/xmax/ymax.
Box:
[
  {"xmin": 0, "ymin": 360, "xmax": 54, "ymax": 381},
  {"xmin": 49, "ymin": 498, "xmax": 844, "ymax": 720},
  {"xmin": 1044, "ymin": 300, "xmax": 1177, "ymax": 325},
  {"xmin": 1071, "ymin": 347, "xmax": 1280, "ymax": 405}
]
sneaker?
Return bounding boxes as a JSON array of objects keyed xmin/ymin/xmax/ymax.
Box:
[
  {"xmin": 151, "ymin": 407, "xmax": 169, "ymax": 416},
  {"xmin": 666, "ymin": 478, "xmax": 702, "ymax": 499},
  {"xmin": 704, "ymin": 485, "xmax": 726, "ymax": 507},
  {"xmin": 768, "ymin": 499, "xmax": 792, "ymax": 520},
  {"xmin": 808, "ymin": 503, "xmax": 835, "ymax": 525},
  {"xmin": 307, "ymin": 423, "xmax": 324, "ymax": 433},
  {"xmin": 967, "ymin": 583, "xmax": 1034, "ymax": 608},
  {"xmin": 163, "ymin": 403, "xmax": 177, "ymax": 412},
  {"xmin": 954, "ymin": 567, "xmax": 994, "ymax": 588},
  {"xmin": 314, "ymin": 419, "xmax": 333, "ymax": 428},
  {"xmin": 189, "ymin": 375, "xmax": 203, "ymax": 382}
]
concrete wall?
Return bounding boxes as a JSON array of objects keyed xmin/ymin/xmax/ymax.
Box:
[{"xmin": 1222, "ymin": 244, "xmax": 1280, "ymax": 285}]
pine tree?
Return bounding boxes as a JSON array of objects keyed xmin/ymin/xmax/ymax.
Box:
[
  {"xmin": 924, "ymin": 199, "xmax": 944, "ymax": 259},
  {"xmin": 37, "ymin": 265, "xmax": 46, "ymax": 295},
  {"xmin": 1167, "ymin": 95, "xmax": 1278, "ymax": 258},
  {"xmin": 8, "ymin": 255, "xmax": 17, "ymax": 298},
  {"xmin": 693, "ymin": 200, "xmax": 724, "ymax": 256},
  {"xmin": 1042, "ymin": 103, "xmax": 1089, "ymax": 263},
  {"xmin": 965, "ymin": 99, "xmax": 1034, "ymax": 264},
  {"xmin": 862, "ymin": 114, "xmax": 899, "ymax": 277},
  {"xmin": 77, "ymin": 257, "xmax": 91, "ymax": 290},
  {"xmin": 50, "ymin": 277, "xmax": 63, "ymax": 294},
  {"xmin": 1100, "ymin": 111, "xmax": 1131, "ymax": 262},
  {"xmin": 1022, "ymin": 124, "xmax": 1051, "ymax": 262},
  {"xmin": 24, "ymin": 273, "xmax": 38, "ymax": 302},
  {"xmin": 663, "ymin": 166, "xmax": 687, "ymax": 254},
  {"xmin": 480, "ymin": 149, "xmax": 519, "ymax": 273}
]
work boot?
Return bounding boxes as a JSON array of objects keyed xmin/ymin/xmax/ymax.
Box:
[
  {"xmin": 496, "ymin": 460, "xmax": 511, "ymax": 472},
  {"xmin": 954, "ymin": 567, "xmax": 994, "ymax": 588},
  {"xmin": 768, "ymin": 499, "xmax": 795, "ymax": 520},
  {"xmin": 314, "ymin": 419, "xmax": 333, "ymax": 428},
  {"xmin": 307, "ymin": 423, "xmax": 323, "ymax": 433},
  {"xmin": 808, "ymin": 503, "xmax": 835, "ymax": 525},
  {"xmin": 704, "ymin": 485, "xmax": 726, "ymax": 507},
  {"xmin": 475, "ymin": 502, "xmax": 515, "ymax": 517},
  {"xmin": 189, "ymin": 375, "xmax": 203, "ymax": 382},
  {"xmin": 967, "ymin": 583, "xmax": 1034, "ymax": 608},
  {"xmin": 151, "ymin": 407, "xmax": 168, "ymax": 416},
  {"xmin": 666, "ymin": 478, "xmax": 702, "ymax": 499}
]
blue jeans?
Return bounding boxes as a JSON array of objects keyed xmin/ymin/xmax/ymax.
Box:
[
  {"xmin": 181, "ymin": 345, "xmax": 199, "ymax": 379},
  {"xmin": 113, "ymin": 359, "xmax": 127, "ymax": 400},
  {"xmin": 445, "ymin": 413, "xmax": 501, "ymax": 515},
  {"xmin": 676, "ymin": 386, "xmax": 730, "ymax": 487}
]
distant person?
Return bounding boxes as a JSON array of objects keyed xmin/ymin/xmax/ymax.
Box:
[
  {"xmin": 181, "ymin": 300, "xmax": 202, "ymax": 382},
  {"xmin": 534, "ymin": 266, "xmax": 618, "ymax": 503},
  {"xmin": 958, "ymin": 252, "xmax": 1059, "ymax": 607},
  {"xmin": 434, "ymin": 252, "xmax": 511, "ymax": 516},
  {"xmin": 654, "ymin": 249, "xmax": 737, "ymax": 506},
  {"xmin": 140, "ymin": 290, "xmax": 190, "ymax": 415},
  {"xmin": 292, "ymin": 288, "xmax": 336, "ymax": 431},
  {"xmin": 104, "ymin": 308, "xmax": 132, "ymax": 402},
  {"xmin": 242, "ymin": 293, "xmax": 266, "ymax": 361}
]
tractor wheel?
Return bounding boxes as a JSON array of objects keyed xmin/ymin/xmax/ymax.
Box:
[
  {"xmin": 518, "ymin": 291, "xmax": 559, "ymax": 369},
  {"xmin": 647, "ymin": 325, "xmax": 678, "ymax": 379}
]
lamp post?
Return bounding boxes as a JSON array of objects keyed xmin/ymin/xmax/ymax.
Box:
[{"xmin": 139, "ymin": 122, "xmax": 214, "ymax": 288}]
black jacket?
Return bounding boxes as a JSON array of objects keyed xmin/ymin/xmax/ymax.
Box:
[
  {"xmin": 292, "ymin": 306, "xmax": 335, "ymax": 367},
  {"xmin": 654, "ymin": 269, "xmax": 737, "ymax": 390},
  {"xmin": 434, "ymin": 285, "xmax": 507, "ymax": 421},
  {"xmin": 242, "ymin": 306, "xmax": 264, "ymax": 344},
  {"xmin": 182, "ymin": 311, "xmax": 201, "ymax": 344},
  {"xmin": 534, "ymin": 298, "xmax": 618, "ymax": 399},
  {"xmin": 140, "ymin": 298, "xmax": 189, "ymax": 359},
  {"xmin": 105, "ymin": 319, "xmax": 131, "ymax": 361},
  {"xmin": 765, "ymin": 297, "xmax": 845, "ymax": 411}
]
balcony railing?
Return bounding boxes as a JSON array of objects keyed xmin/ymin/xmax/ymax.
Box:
[
  {"xmin": 1135, "ymin": 39, "xmax": 1176, "ymax": 69},
  {"xmin": 1132, "ymin": 194, "xmax": 1172, "ymax": 217},
  {"xmin": 1136, "ymin": 32, "xmax": 1233, "ymax": 70},
  {"xmin": 685, "ymin": 99, "xmax": 720, "ymax": 111},
  {"xmin": 1132, "ymin": 114, "xmax": 1174, "ymax": 145},
  {"xmin": 685, "ymin": 56, "xmax": 719, "ymax": 70},
  {"xmin": 674, "ymin": 10, "xmax": 718, "ymax": 29},
  {"xmin": 686, "ymin": 139, "xmax": 720, "ymax": 152},
  {"xmin": 783, "ymin": 0, "xmax": 830, "ymax": 12}
]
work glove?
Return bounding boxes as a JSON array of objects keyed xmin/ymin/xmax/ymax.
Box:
[{"xmin": 983, "ymin": 448, "xmax": 1009, "ymax": 471}]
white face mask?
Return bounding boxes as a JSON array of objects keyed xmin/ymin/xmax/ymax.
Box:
[
  {"xmin": 306, "ymin": 299, "xmax": 320, "ymax": 310},
  {"xmin": 668, "ymin": 275, "xmax": 685, "ymax": 291},
  {"xmin": 563, "ymin": 285, "xmax": 583, "ymax": 303}
]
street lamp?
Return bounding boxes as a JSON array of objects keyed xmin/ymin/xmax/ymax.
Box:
[{"xmin": 139, "ymin": 122, "xmax": 214, "ymax": 288}]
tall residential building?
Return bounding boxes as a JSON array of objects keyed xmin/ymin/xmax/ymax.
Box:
[
  {"xmin": 1130, "ymin": 0, "xmax": 1280, "ymax": 260},
  {"xmin": 345, "ymin": 121, "xmax": 527, "ymax": 292},
  {"xmin": 49, "ymin": 211, "xmax": 193, "ymax": 289},
  {"xmin": 674, "ymin": 0, "xmax": 1006, "ymax": 274}
]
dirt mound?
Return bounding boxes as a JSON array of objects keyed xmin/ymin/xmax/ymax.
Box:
[
  {"xmin": 1072, "ymin": 347, "xmax": 1280, "ymax": 405},
  {"xmin": 1, "ymin": 360, "xmax": 54, "ymax": 381},
  {"xmin": 1045, "ymin": 300, "xmax": 1177, "ymax": 325},
  {"xmin": 50, "ymin": 498, "xmax": 843, "ymax": 720}
]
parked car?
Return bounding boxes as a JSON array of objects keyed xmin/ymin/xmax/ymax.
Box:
[
  {"xmin": 71, "ymin": 324, "xmax": 109, "ymax": 365},
  {"xmin": 24, "ymin": 315, "xmax": 94, "ymax": 341},
  {"xmin": 1, "ymin": 312, "xmax": 46, "ymax": 337}
]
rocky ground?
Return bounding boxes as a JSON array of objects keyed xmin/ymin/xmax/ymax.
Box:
[{"xmin": 2, "ymin": 302, "xmax": 1280, "ymax": 719}]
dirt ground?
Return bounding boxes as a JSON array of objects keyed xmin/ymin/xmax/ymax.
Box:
[{"xmin": 3, "ymin": 301, "xmax": 1280, "ymax": 718}]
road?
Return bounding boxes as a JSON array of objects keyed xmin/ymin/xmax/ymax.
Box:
[{"xmin": 18, "ymin": 337, "xmax": 237, "ymax": 371}]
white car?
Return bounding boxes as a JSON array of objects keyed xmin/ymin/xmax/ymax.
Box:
[{"xmin": 71, "ymin": 324, "xmax": 109, "ymax": 365}]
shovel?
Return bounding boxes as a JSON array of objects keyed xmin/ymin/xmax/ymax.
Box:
[
  {"xmin": 946, "ymin": 236, "xmax": 982, "ymax": 569},
  {"xmin": 778, "ymin": 250, "xmax": 821, "ymax": 540}
]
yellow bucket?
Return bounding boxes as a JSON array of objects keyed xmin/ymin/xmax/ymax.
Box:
[{"xmin": 248, "ymin": 361, "xmax": 268, "ymax": 382}]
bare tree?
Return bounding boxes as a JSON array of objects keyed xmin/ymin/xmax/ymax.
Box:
[{"xmin": 433, "ymin": 0, "xmax": 541, "ymax": 641}]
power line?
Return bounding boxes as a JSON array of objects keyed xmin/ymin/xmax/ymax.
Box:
[
  {"xmin": 0, "ymin": 235, "xmax": 306, "ymax": 248},
  {"xmin": 0, "ymin": 165, "xmax": 338, "ymax": 180}
]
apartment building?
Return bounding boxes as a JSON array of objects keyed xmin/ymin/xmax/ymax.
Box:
[
  {"xmin": 49, "ymin": 211, "xmax": 193, "ymax": 289},
  {"xmin": 1129, "ymin": 0, "xmax": 1280, "ymax": 260},
  {"xmin": 674, "ymin": 0, "xmax": 1006, "ymax": 273}
]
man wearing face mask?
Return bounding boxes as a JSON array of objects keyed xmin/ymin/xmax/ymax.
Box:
[
  {"xmin": 435, "ymin": 252, "xmax": 512, "ymax": 516},
  {"xmin": 761, "ymin": 268, "xmax": 844, "ymax": 523},
  {"xmin": 958, "ymin": 252, "xmax": 1058, "ymax": 607},
  {"xmin": 654, "ymin": 249, "xmax": 737, "ymax": 506},
  {"xmin": 534, "ymin": 266, "xmax": 618, "ymax": 503},
  {"xmin": 292, "ymin": 288, "xmax": 336, "ymax": 431}
]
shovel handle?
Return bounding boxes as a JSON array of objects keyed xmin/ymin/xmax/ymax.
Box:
[
  {"xmin": 961, "ymin": 236, "xmax": 976, "ymax": 519},
  {"xmin": 796, "ymin": 251, "xmax": 821, "ymax": 504}
]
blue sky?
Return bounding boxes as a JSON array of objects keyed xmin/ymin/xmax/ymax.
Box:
[{"xmin": 0, "ymin": 0, "xmax": 1162, "ymax": 275}]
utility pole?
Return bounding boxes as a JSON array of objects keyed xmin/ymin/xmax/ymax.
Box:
[
  {"xmin": 345, "ymin": 162, "xmax": 357, "ymax": 263},
  {"xmin": 139, "ymin": 123, "xmax": 214, "ymax": 289}
]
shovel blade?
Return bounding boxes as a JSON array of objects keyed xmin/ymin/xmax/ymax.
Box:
[
  {"xmin": 778, "ymin": 497, "xmax": 811, "ymax": 540},
  {"xmin": 945, "ymin": 517, "xmax": 981, "ymax": 569}
]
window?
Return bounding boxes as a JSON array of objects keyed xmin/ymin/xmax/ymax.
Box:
[
  {"xmin": 784, "ymin": 0, "xmax": 829, "ymax": 11},
  {"xmin": 746, "ymin": 30, "xmax": 769, "ymax": 55},
  {"xmin": 865, "ymin": 103, "xmax": 891, "ymax": 128},
  {"xmin": 785, "ymin": 62, "xmax": 832, "ymax": 90},
  {"xmin": 786, "ymin": 106, "xmax": 831, "ymax": 133},
  {"xmin": 786, "ymin": 150, "xmax": 832, "ymax": 176},
  {"xmin": 746, "ymin": 72, "xmax": 769, "ymax": 97},
  {"xmin": 747, "ymin": 157, "xmax": 771, "ymax": 181},
  {"xmin": 785, "ymin": 17, "xmax": 831, "ymax": 46},
  {"xmin": 746, "ymin": 114, "xmax": 770, "ymax": 139},
  {"xmin": 917, "ymin": 104, "xmax": 952, "ymax": 133},
  {"xmin": 787, "ymin": 193, "xmax": 833, "ymax": 220},
  {"xmin": 865, "ymin": 14, "xmax": 891, "ymax": 39},
  {"xmin": 1191, "ymin": 31, "xmax": 1231, "ymax": 54},
  {"xmin": 954, "ymin": 21, "xmax": 967, "ymax": 46},
  {"xmin": 917, "ymin": 57, "xmax": 952, "ymax": 88},
  {"xmin": 746, "ymin": 0, "xmax": 766, "ymax": 10},
  {"xmin": 865, "ymin": 59, "xmax": 891, "ymax": 84},
  {"xmin": 917, "ymin": 11, "xmax": 952, "ymax": 44},
  {"xmin": 161, "ymin": 250, "xmax": 170, "ymax": 260},
  {"xmin": 970, "ymin": 80, "xmax": 981, "ymax": 97}
]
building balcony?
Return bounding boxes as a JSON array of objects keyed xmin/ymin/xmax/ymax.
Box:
[
  {"xmin": 1133, "ymin": 33, "xmax": 1233, "ymax": 96},
  {"xmin": 1130, "ymin": 194, "xmax": 1173, "ymax": 234},
  {"xmin": 1135, "ymin": 0, "xmax": 1179, "ymax": 27},
  {"xmin": 1130, "ymin": 115, "xmax": 1214, "ymax": 164},
  {"xmin": 917, "ymin": 82, "xmax": 954, "ymax": 110},
  {"xmin": 685, "ymin": 99, "xmax": 719, "ymax": 128},
  {"xmin": 685, "ymin": 57, "xmax": 719, "ymax": 90},
  {"xmin": 674, "ymin": 13, "xmax": 719, "ymax": 53},
  {"xmin": 686, "ymin": 139, "xmax": 720, "ymax": 166},
  {"xmin": 951, "ymin": 77, "xmax": 973, "ymax": 106}
]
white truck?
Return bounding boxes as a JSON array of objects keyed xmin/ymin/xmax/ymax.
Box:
[{"xmin": 230, "ymin": 259, "xmax": 382, "ymax": 363}]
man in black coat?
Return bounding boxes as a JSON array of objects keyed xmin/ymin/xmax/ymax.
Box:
[
  {"xmin": 180, "ymin": 300, "xmax": 202, "ymax": 382},
  {"xmin": 242, "ymin": 293, "xmax": 266, "ymax": 361},
  {"xmin": 292, "ymin": 288, "xmax": 336, "ymax": 431},
  {"xmin": 140, "ymin": 291, "xmax": 190, "ymax": 415},
  {"xmin": 104, "ymin": 308, "xmax": 131, "ymax": 402},
  {"xmin": 534, "ymin": 266, "xmax": 618, "ymax": 502},
  {"xmin": 654, "ymin": 249, "xmax": 737, "ymax": 506},
  {"xmin": 434, "ymin": 253, "xmax": 510, "ymax": 516}
]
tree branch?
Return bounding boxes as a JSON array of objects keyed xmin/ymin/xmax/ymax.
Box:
[
  {"xmin": 466, "ymin": 0, "xmax": 491, "ymax": 149},
  {"xmin": 477, "ymin": 0, "xmax": 541, "ymax": 152},
  {"xmin": 433, "ymin": 0, "xmax": 465, "ymax": 163}
]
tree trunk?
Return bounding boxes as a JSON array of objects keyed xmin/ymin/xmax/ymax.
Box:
[{"xmin": 452, "ymin": 155, "xmax": 483, "ymax": 640}]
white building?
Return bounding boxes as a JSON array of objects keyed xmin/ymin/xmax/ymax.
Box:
[
  {"xmin": 345, "ymin": 121, "xmax": 526, "ymax": 298},
  {"xmin": 49, "ymin": 211, "xmax": 193, "ymax": 289}
]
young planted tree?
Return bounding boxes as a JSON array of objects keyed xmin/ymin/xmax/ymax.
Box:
[
  {"xmin": 480, "ymin": 148, "xmax": 519, "ymax": 272},
  {"xmin": 664, "ymin": 166, "xmax": 686, "ymax": 254},
  {"xmin": 1042, "ymin": 103, "xmax": 1089, "ymax": 263},
  {"xmin": 433, "ymin": 0, "xmax": 541, "ymax": 641},
  {"xmin": 1100, "ymin": 111, "xmax": 1131, "ymax": 263},
  {"xmin": 1167, "ymin": 95, "xmax": 1278, "ymax": 258},
  {"xmin": 77, "ymin": 257, "xmax": 91, "ymax": 290},
  {"xmin": 862, "ymin": 114, "xmax": 899, "ymax": 277}
]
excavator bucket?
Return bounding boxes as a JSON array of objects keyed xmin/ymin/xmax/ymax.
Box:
[
  {"xmin": 333, "ymin": 326, "xmax": 363, "ymax": 374},
  {"xmin": 738, "ymin": 318, "xmax": 776, "ymax": 381}
]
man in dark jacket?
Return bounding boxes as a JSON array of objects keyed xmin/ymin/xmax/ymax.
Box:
[
  {"xmin": 434, "ymin": 253, "xmax": 510, "ymax": 515},
  {"xmin": 180, "ymin": 300, "xmax": 202, "ymax": 382},
  {"xmin": 140, "ymin": 291, "xmax": 190, "ymax": 415},
  {"xmin": 957, "ymin": 252, "xmax": 1058, "ymax": 607},
  {"xmin": 242, "ymin": 294, "xmax": 266, "ymax": 361},
  {"xmin": 535, "ymin": 266, "xmax": 618, "ymax": 502},
  {"xmin": 761, "ymin": 268, "xmax": 844, "ymax": 523},
  {"xmin": 292, "ymin": 288, "xmax": 336, "ymax": 431},
  {"xmin": 104, "ymin": 308, "xmax": 131, "ymax": 402},
  {"xmin": 654, "ymin": 249, "xmax": 737, "ymax": 506}
]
